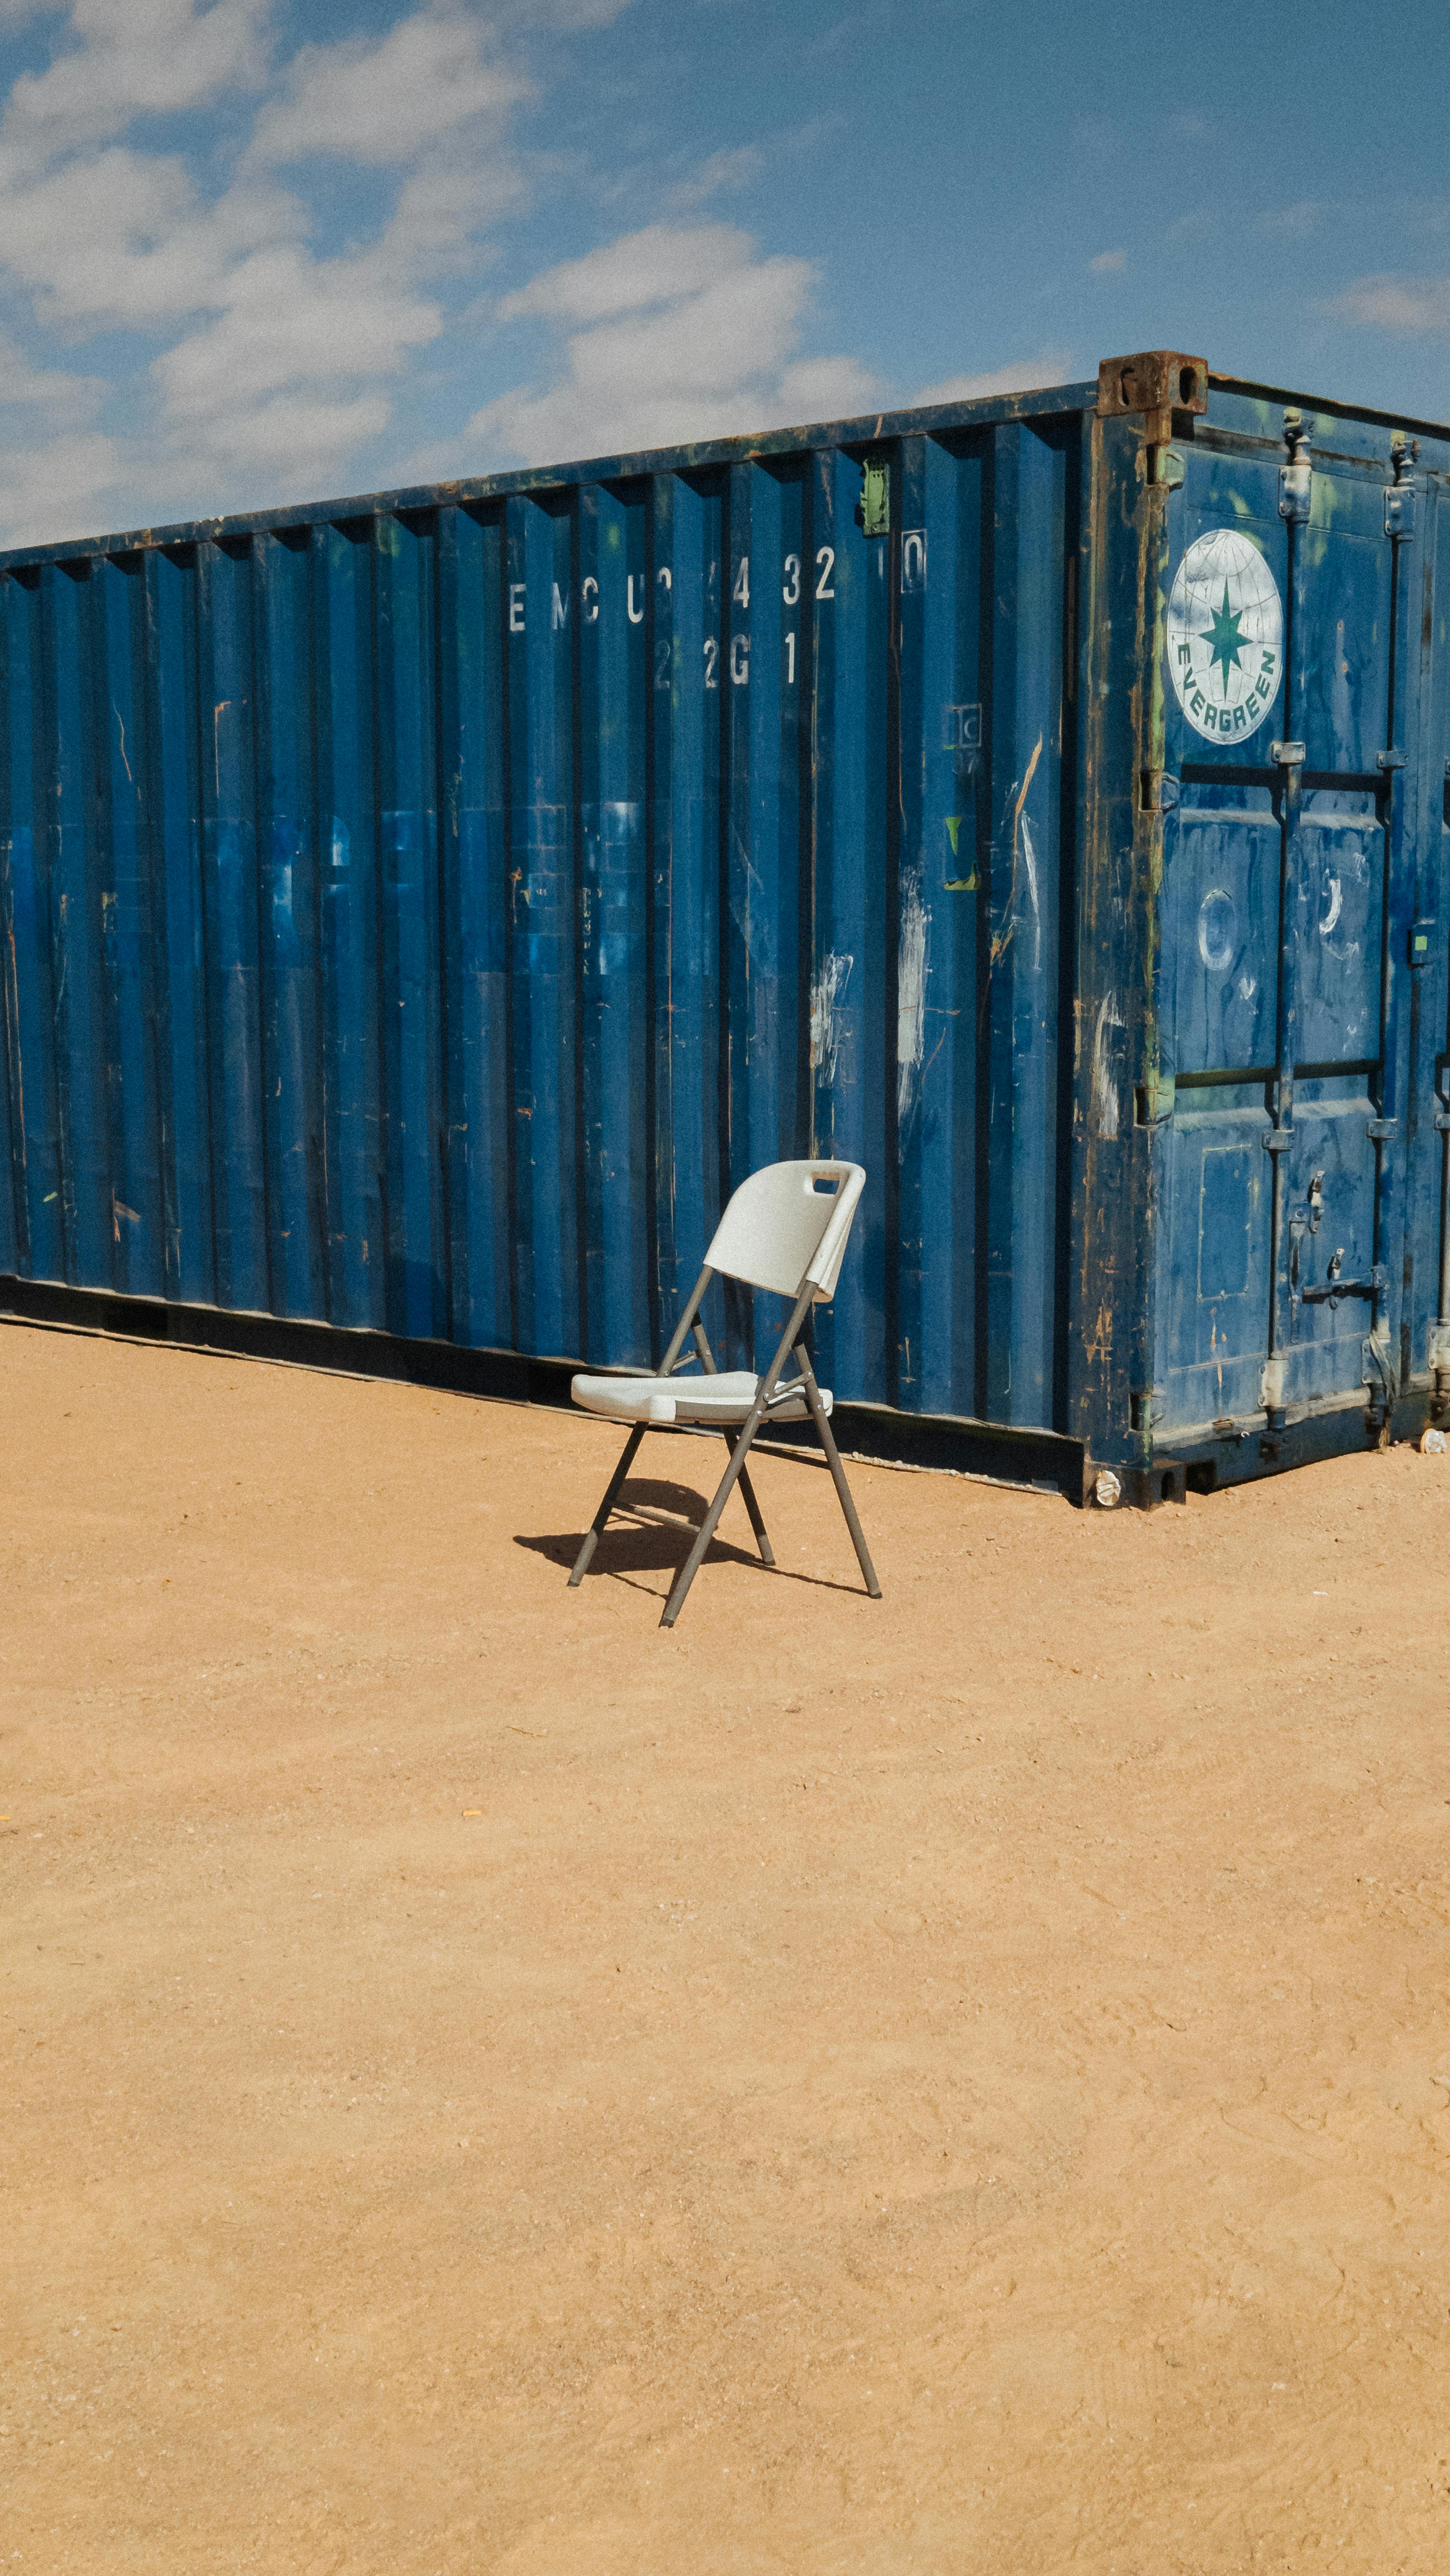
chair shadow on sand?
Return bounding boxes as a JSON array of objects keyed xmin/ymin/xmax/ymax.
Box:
[{"xmin": 513, "ymin": 1473, "xmax": 860, "ymax": 1600}]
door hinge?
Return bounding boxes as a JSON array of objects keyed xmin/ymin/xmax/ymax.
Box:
[
  {"xmin": 1366, "ymin": 1117, "xmax": 1395, "ymax": 1142},
  {"xmin": 1129, "ymin": 1387, "xmax": 1167, "ymax": 1432},
  {"xmin": 1135, "ymin": 1071, "xmax": 1176, "ymax": 1126},
  {"xmin": 1384, "ymin": 487, "xmax": 1415, "ymax": 539},
  {"xmin": 1140, "ymin": 768, "xmax": 1179, "ymax": 812},
  {"xmin": 1385, "ymin": 436, "xmax": 1418, "ymax": 539},
  {"xmin": 1149, "ymin": 445, "xmax": 1185, "ymax": 489},
  {"xmin": 1362, "ymin": 1334, "xmax": 1397, "ymax": 1404},
  {"xmin": 1269, "ymin": 739, "xmax": 1305, "ymax": 769},
  {"xmin": 1262, "ymin": 1128, "xmax": 1294, "ymax": 1154},
  {"xmin": 1377, "ymin": 746, "xmax": 1407, "ymax": 772},
  {"xmin": 1279, "ymin": 412, "xmax": 1312, "ymax": 522}
]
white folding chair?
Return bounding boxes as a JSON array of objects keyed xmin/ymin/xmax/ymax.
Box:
[{"xmin": 567, "ymin": 1160, "xmax": 881, "ymax": 1628}]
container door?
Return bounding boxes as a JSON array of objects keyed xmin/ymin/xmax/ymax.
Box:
[{"xmin": 1153, "ymin": 416, "xmax": 1415, "ymax": 1444}]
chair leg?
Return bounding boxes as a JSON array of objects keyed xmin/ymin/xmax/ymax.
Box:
[
  {"xmin": 795, "ymin": 1348, "xmax": 881, "ymax": 1598},
  {"xmin": 661, "ymin": 1284, "xmax": 815, "ymax": 1629},
  {"xmin": 730, "ymin": 1441, "xmax": 775, "ymax": 1567},
  {"xmin": 661, "ymin": 1419, "xmax": 761, "ymax": 1628},
  {"xmin": 568, "ymin": 1422, "xmax": 646, "ymax": 1586}
]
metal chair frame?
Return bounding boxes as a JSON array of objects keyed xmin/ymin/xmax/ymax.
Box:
[{"xmin": 567, "ymin": 1169, "xmax": 881, "ymax": 1628}]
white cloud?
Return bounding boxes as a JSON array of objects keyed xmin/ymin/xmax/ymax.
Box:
[
  {"xmin": 663, "ymin": 143, "xmax": 763, "ymax": 211},
  {"xmin": 913, "ymin": 347, "xmax": 1074, "ymax": 407},
  {"xmin": 489, "ymin": 0, "xmax": 634, "ymax": 19},
  {"xmin": 497, "ymin": 220, "xmax": 754, "ymax": 324},
  {"xmin": 156, "ymin": 244, "xmax": 439, "ymax": 410},
  {"xmin": 379, "ymin": 158, "xmax": 524, "ymax": 279},
  {"xmin": 0, "ymin": 5, "xmax": 510, "ymax": 511},
  {"xmin": 0, "ymin": 429, "xmax": 122, "ymax": 543},
  {"xmin": 0, "ymin": 3, "xmax": 878, "ymax": 529},
  {"xmin": 772, "ymin": 355, "xmax": 880, "ymax": 421},
  {"xmin": 251, "ymin": 8, "xmax": 526, "ymax": 165},
  {"xmin": 1328, "ymin": 273, "xmax": 1450, "ymax": 331},
  {"xmin": 0, "ymin": 328, "xmax": 103, "ymax": 418},
  {"xmin": 1089, "ymin": 248, "xmax": 1124, "ymax": 274},
  {"xmin": 0, "ymin": 147, "xmax": 298, "ymax": 325},
  {"xmin": 0, "ymin": 334, "xmax": 119, "ymax": 543},
  {"xmin": 472, "ymin": 222, "xmax": 880, "ymax": 465},
  {"xmin": 0, "ymin": 8, "xmax": 527, "ymax": 321},
  {"xmin": 162, "ymin": 390, "xmax": 392, "ymax": 488},
  {"xmin": 152, "ymin": 242, "xmax": 441, "ymax": 479},
  {"xmin": 1259, "ymin": 200, "xmax": 1326, "ymax": 241},
  {"xmin": 2, "ymin": 0, "xmax": 272, "ymax": 162}
]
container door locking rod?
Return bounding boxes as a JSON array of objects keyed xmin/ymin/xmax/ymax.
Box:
[{"xmin": 1364, "ymin": 433, "xmax": 1418, "ymax": 1421}]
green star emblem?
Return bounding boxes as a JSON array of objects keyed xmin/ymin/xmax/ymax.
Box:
[{"xmin": 1204, "ymin": 581, "xmax": 1247, "ymax": 692}]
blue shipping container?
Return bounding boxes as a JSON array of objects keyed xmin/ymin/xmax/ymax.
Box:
[{"xmin": 2, "ymin": 346, "xmax": 1448, "ymax": 1501}]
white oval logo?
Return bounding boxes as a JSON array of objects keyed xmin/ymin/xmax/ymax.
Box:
[{"xmin": 1167, "ymin": 528, "xmax": 1283, "ymax": 744}]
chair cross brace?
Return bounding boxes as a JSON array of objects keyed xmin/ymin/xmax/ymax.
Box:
[{"xmin": 568, "ymin": 1263, "xmax": 881, "ymax": 1627}]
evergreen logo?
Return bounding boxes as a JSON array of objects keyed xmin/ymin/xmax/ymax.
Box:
[{"xmin": 1167, "ymin": 528, "xmax": 1283, "ymax": 744}]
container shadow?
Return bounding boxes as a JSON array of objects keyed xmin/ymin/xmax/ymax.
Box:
[{"xmin": 515, "ymin": 1477, "xmax": 862, "ymax": 1599}]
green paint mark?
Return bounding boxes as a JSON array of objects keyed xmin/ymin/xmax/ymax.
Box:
[
  {"xmin": 944, "ymin": 811, "xmax": 977, "ymax": 882},
  {"xmin": 1205, "ymin": 583, "xmax": 1248, "ymax": 691},
  {"xmin": 859, "ymin": 456, "xmax": 890, "ymax": 538}
]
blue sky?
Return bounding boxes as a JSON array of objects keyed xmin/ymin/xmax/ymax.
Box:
[{"xmin": 2, "ymin": 0, "xmax": 1449, "ymax": 547}]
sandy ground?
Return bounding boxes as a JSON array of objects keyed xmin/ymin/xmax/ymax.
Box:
[{"xmin": 4, "ymin": 1317, "xmax": 1450, "ymax": 2575}]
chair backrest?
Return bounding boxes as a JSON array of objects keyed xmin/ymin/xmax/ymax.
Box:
[{"xmin": 703, "ymin": 1161, "xmax": 866, "ymax": 1302}]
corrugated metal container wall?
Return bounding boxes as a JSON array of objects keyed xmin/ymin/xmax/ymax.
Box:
[
  {"xmin": 0, "ymin": 400, "xmax": 1081, "ymax": 1439},
  {"xmin": 1, "ymin": 352, "xmax": 1448, "ymax": 1499}
]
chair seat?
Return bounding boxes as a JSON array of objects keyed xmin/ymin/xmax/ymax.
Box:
[{"xmin": 570, "ymin": 1368, "xmax": 830, "ymax": 1427}]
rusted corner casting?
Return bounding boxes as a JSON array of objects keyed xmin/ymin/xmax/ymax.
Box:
[{"xmin": 1097, "ymin": 350, "xmax": 1209, "ymax": 447}]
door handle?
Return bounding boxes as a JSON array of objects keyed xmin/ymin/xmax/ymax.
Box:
[{"xmin": 1300, "ymin": 1262, "xmax": 1387, "ymax": 1308}]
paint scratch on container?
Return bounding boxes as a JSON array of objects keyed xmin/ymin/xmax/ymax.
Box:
[
  {"xmin": 213, "ymin": 700, "xmax": 231, "ymax": 795},
  {"xmin": 810, "ymin": 951, "xmax": 854, "ymax": 1084},
  {"xmin": 1020, "ymin": 812, "xmax": 1041, "ymax": 970},
  {"xmin": 990, "ymin": 733, "xmax": 1043, "ymax": 967},
  {"xmin": 896, "ymin": 881, "xmax": 930, "ymax": 1125},
  {"xmin": 1319, "ymin": 876, "xmax": 1343, "ymax": 935},
  {"xmin": 1090, "ymin": 990, "xmax": 1123, "ymax": 1139}
]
